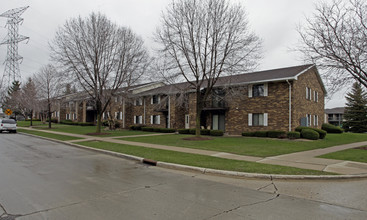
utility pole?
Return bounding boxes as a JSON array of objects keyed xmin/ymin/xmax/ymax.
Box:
[{"xmin": 0, "ymin": 6, "xmax": 29, "ymax": 87}]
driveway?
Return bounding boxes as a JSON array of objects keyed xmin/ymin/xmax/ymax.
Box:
[{"xmin": 0, "ymin": 133, "xmax": 366, "ymax": 219}]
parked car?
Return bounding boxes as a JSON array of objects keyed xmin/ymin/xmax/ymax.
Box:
[{"xmin": 0, "ymin": 118, "xmax": 17, "ymax": 133}]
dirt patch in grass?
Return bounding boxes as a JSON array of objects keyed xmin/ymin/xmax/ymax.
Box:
[
  {"xmin": 356, "ymin": 146, "xmax": 367, "ymax": 150},
  {"xmin": 182, "ymin": 137, "xmax": 213, "ymax": 141},
  {"xmin": 86, "ymin": 132, "xmax": 110, "ymax": 136}
]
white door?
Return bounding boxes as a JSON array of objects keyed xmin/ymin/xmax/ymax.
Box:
[
  {"xmin": 212, "ymin": 114, "xmax": 219, "ymax": 130},
  {"xmin": 185, "ymin": 114, "xmax": 190, "ymax": 129}
]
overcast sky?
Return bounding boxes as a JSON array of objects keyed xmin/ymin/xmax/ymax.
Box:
[{"xmin": 0, "ymin": 0, "xmax": 346, "ymax": 108}]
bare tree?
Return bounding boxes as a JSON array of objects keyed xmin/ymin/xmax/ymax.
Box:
[
  {"xmin": 51, "ymin": 12, "xmax": 149, "ymax": 133},
  {"xmin": 155, "ymin": 0, "xmax": 262, "ymax": 136},
  {"xmin": 297, "ymin": 0, "xmax": 367, "ymax": 93},
  {"xmin": 34, "ymin": 64, "xmax": 62, "ymax": 129},
  {"xmin": 20, "ymin": 77, "xmax": 38, "ymax": 126}
]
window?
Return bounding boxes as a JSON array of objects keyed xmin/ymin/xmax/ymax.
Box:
[
  {"xmin": 307, "ymin": 114, "xmax": 312, "ymax": 126},
  {"xmin": 66, "ymin": 114, "xmax": 70, "ymax": 120},
  {"xmin": 73, "ymin": 113, "xmax": 77, "ymax": 120},
  {"xmin": 135, "ymin": 98, "xmax": 143, "ymax": 106},
  {"xmin": 151, "ymin": 95, "xmax": 160, "ymax": 104},
  {"xmin": 103, "ymin": 112, "xmax": 109, "ymax": 120},
  {"xmin": 314, "ymin": 91, "xmax": 318, "ymax": 102},
  {"xmin": 134, "ymin": 115, "xmax": 143, "ymax": 124},
  {"xmin": 151, "ymin": 115, "xmax": 160, "ymax": 125},
  {"xmin": 314, "ymin": 115, "xmax": 318, "ymax": 126},
  {"xmin": 248, "ymin": 113, "xmax": 268, "ymax": 126},
  {"xmin": 306, "ymin": 87, "xmax": 312, "ymax": 100},
  {"xmin": 248, "ymin": 83, "xmax": 268, "ymax": 97}
]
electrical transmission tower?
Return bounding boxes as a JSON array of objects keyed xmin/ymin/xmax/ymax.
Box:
[{"xmin": 0, "ymin": 6, "xmax": 29, "ymax": 86}]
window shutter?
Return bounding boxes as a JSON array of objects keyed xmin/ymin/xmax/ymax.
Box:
[
  {"xmin": 120, "ymin": 112, "xmax": 122, "ymax": 120},
  {"xmin": 139, "ymin": 116, "xmax": 142, "ymax": 124},
  {"xmin": 264, "ymin": 113, "xmax": 268, "ymax": 126},
  {"xmin": 157, "ymin": 115, "xmax": 161, "ymax": 124},
  {"xmin": 248, "ymin": 113, "xmax": 253, "ymax": 126},
  {"xmin": 264, "ymin": 83, "xmax": 268, "ymax": 96},
  {"xmin": 248, "ymin": 85, "xmax": 253, "ymax": 98},
  {"xmin": 134, "ymin": 116, "xmax": 136, "ymax": 124},
  {"xmin": 158, "ymin": 96, "xmax": 161, "ymax": 104},
  {"xmin": 316, "ymin": 92, "xmax": 318, "ymax": 102},
  {"xmin": 151, "ymin": 96, "xmax": 153, "ymax": 104},
  {"xmin": 151, "ymin": 116, "xmax": 153, "ymax": 124},
  {"xmin": 134, "ymin": 99, "xmax": 136, "ymax": 106}
]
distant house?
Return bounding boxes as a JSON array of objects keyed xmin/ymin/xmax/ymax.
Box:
[
  {"xmin": 43, "ymin": 64, "xmax": 326, "ymax": 135},
  {"xmin": 325, "ymin": 107, "xmax": 345, "ymax": 127}
]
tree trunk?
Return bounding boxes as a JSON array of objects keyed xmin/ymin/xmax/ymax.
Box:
[
  {"xmin": 48, "ymin": 102, "xmax": 52, "ymax": 129},
  {"xmin": 30, "ymin": 110, "xmax": 33, "ymax": 126},
  {"xmin": 96, "ymin": 100, "xmax": 102, "ymax": 133}
]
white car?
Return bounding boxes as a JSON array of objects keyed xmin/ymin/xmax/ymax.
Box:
[{"xmin": 0, "ymin": 119, "xmax": 17, "ymax": 133}]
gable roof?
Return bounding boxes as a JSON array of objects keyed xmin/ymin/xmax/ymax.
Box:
[{"xmin": 137, "ymin": 64, "xmax": 326, "ymax": 96}]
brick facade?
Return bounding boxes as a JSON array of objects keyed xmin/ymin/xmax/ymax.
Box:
[{"xmin": 44, "ymin": 65, "xmax": 325, "ymax": 135}]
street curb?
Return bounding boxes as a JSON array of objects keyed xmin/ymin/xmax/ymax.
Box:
[{"xmin": 19, "ymin": 132, "xmax": 367, "ymax": 180}]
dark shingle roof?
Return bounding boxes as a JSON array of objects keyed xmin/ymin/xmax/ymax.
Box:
[
  {"xmin": 325, "ymin": 107, "xmax": 345, "ymax": 114},
  {"xmin": 137, "ymin": 64, "xmax": 319, "ymax": 96}
]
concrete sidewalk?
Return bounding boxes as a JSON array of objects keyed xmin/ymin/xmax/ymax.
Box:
[{"xmin": 19, "ymin": 127, "xmax": 367, "ymax": 175}]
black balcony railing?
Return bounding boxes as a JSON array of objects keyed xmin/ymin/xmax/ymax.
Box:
[{"xmin": 203, "ymin": 100, "xmax": 228, "ymax": 110}]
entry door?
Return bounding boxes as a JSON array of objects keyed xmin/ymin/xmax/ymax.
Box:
[
  {"xmin": 212, "ymin": 114, "xmax": 225, "ymax": 131},
  {"xmin": 185, "ymin": 114, "xmax": 190, "ymax": 129}
]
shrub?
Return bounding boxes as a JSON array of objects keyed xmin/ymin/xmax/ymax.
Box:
[
  {"xmin": 25, "ymin": 118, "xmax": 41, "ymax": 121},
  {"xmin": 242, "ymin": 132, "xmax": 256, "ymax": 137},
  {"xmin": 159, "ymin": 128, "xmax": 176, "ymax": 133},
  {"xmin": 78, "ymin": 122, "xmax": 94, "ymax": 126},
  {"xmin": 46, "ymin": 118, "xmax": 58, "ymax": 123},
  {"xmin": 295, "ymin": 126, "xmax": 309, "ymax": 132},
  {"xmin": 322, "ymin": 123, "xmax": 344, "ymax": 133},
  {"xmin": 312, "ymin": 128, "xmax": 327, "ymax": 139},
  {"xmin": 301, "ymin": 129, "xmax": 319, "ymax": 140},
  {"xmin": 287, "ymin": 131, "xmax": 300, "ymax": 139},
  {"xmin": 254, "ymin": 131, "xmax": 268, "ymax": 137},
  {"xmin": 102, "ymin": 120, "xmax": 109, "ymax": 126},
  {"xmin": 178, "ymin": 129, "xmax": 190, "ymax": 134},
  {"xmin": 153, "ymin": 127, "xmax": 161, "ymax": 132},
  {"xmin": 210, "ymin": 130, "xmax": 224, "ymax": 136},
  {"xmin": 189, "ymin": 129, "xmax": 196, "ymax": 135},
  {"xmin": 142, "ymin": 127, "xmax": 154, "ymax": 132},
  {"xmin": 267, "ymin": 130, "xmax": 286, "ymax": 138},
  {"xmin": 200, "ymin": 129, "xmax": 210, "ymax": 135},
  {"xmin": 130, "ymin": 125, "xmax": 146, "ymax": 130}
]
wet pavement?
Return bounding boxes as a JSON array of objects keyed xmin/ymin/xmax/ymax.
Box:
[{"xmin": 0, "ymin": 133, "xmax": 366, "ymax": 219}]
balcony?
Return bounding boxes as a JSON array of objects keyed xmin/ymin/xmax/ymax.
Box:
[{"xmin": 202, "ymin": 100, "xmax": 228, "ymax": 111}]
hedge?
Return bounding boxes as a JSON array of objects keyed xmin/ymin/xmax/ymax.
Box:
[
  {"xmin": 301, "ymin": 129, "xmax": 319, "ymax": 140},
  {"xmin": 25, "ymin": 118, "xmax": 41, "ymax": 121},
  {"xmin": 178, "ymin": 129, "xmax": 190, "ymax": 134},
  {"xmin": 242, "ymin": 132, "xmax": 256, "ymax": 137},
  {"xmin": 254, "ymin": 131, "xmax": 268, "ymax": 137},
  {"xmin": 322, "ymin": 123, "xmax": 344, "ymax": 133},
  {"xmin": 60, "ymin": 120, "xmax": 94, "ymax": 126},
  {"xmin": 267, "ymin": 130, "xmax": 286, "ymax": 138},
  {"xmin": 142, "ymin": 127, "xmax": 176, "ymax": 133},
  {"xmin": 287, "ymin": 131, "xmax": 300, "ymax": 139},
  {"xmin": 210, "ymin": 130, "xmax": 224, "ymax": 136},
  {"xmin": 130, "ymin": 125, "xmax": 146, "ymax": 130}
]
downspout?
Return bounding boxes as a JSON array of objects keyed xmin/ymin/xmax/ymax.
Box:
[
  {"xmin": 143, "ymin": 97, "xmax": 146, "ymax": 124},
  {"xmin": 168, "ymin": 96, "xmax": 171, "ymax": 129},
  {"xmin": 286, "ymin": 80, "xmax": 292, "ymax": 132}
]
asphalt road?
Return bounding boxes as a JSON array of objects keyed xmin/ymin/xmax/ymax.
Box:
[{"xmin": 0, "ymin": 133, "xmax": 366, "ymax": 220}]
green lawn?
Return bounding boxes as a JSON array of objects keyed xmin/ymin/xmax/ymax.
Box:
[
  {"xmin": 20, "ymin": 123, "xmax": 153, "ymax": 137},
  {"xmin": 17, "ymin": 120, "xmax": 45, "ymax": 127},
  {"xmin": 78, "ymin": 140, "xmax": 333, "ymax": 175},
  {"xmin": 319, "ymin": 147, "xmax": 367, "ymax": 163},
  {"xmin": 18, "ymin": 128, "xmax": 83, "ymax": 141},
  {"xmin": 121, "ymin": 133, "xmax": 367, "ymax": 157}
]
